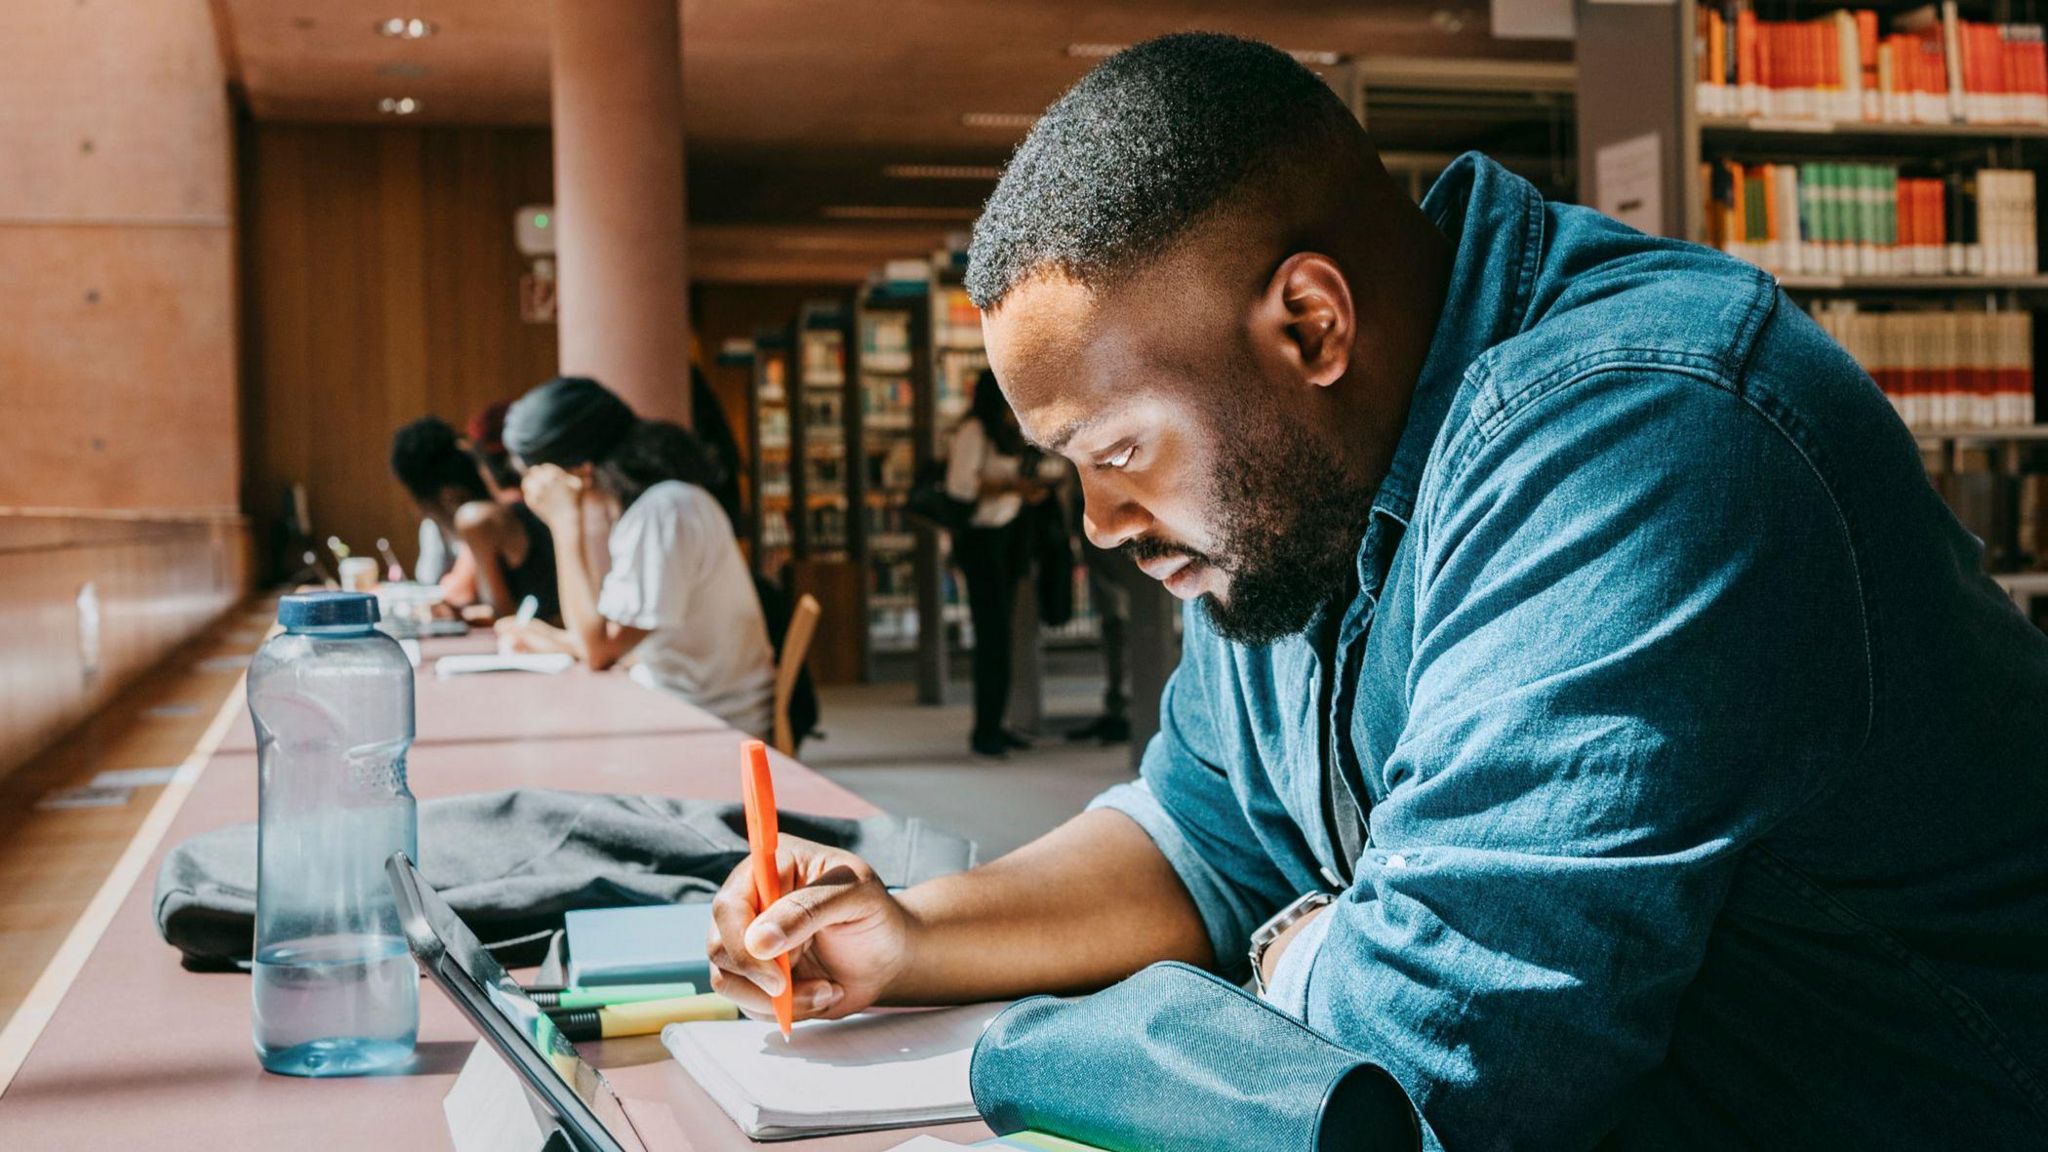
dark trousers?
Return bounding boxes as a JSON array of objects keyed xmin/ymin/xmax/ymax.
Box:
[
  {"xmin": 1083, "ymin": 541, "xmax": 1135, "ymax": 719},
  {"xmin": 955, "ymin": 525, "xmax": 1021, "ymax": 743}
]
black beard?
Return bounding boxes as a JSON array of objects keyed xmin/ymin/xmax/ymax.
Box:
[
  {"xmin": 1197, "ymin": 417, "xmax": 1371, "ymax": 645},
  {"xmin": 1120, "ymin": 402, "xmax": 1371, "ymax": 647}
]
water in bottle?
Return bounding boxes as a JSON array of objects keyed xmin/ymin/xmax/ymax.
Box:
[{"xmin": 249, "ymin": 591, "xmax": 419, "ymax": 1076}]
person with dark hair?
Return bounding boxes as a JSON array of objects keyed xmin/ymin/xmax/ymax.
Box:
[
  {"xmin": 466, "ymin": 400, "xmax": 524, "ymax": 502},
  {"xmin": 945, "ymin": 368, "xmax": 1063, "ymax": 758},
  {"xmin": 706, "ymin": 34, "xmax": 2048, "ymax": 1150},
  {"xmin": 388, "ymin": 415, "xmax": 557, "ymax": 622},
  {"xmin": 495, "ymin": 376, "xmax": 774, "ymax": 737}
]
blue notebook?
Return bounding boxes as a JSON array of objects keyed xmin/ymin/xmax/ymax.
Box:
[{"xmin": 563, "ymin": 902, "xmax": 715, "ymax": 988}]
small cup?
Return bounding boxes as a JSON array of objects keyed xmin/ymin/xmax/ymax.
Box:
[{"xmin": 338, "ymin": 556, "xmax": 380, "ymax": 592}]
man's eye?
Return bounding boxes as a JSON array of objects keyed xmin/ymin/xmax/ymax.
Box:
[{"xmin": 1104, "ymin": 445, "xmax": 1136, "ymax": 469}]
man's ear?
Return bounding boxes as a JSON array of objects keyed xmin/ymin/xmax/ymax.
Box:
[{"xmin": 1252, "ymin": 252, "xmax": 1354, "ymax": 390}]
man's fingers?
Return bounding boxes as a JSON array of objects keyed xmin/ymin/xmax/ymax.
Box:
[
  {"xmin": 710, "ymin": 861, "xmax": 786, "ymax": 994},
  {"xmin": 744, "ymin": 867, "xmax": 868, "ymax": 960},
  {"xmin": 709, "ymin": 969, "xmax": 841, "ymax": 1022},
  {"xmin": 707, "ymin": 965, "xmax": 780, "ymax": 1016}
]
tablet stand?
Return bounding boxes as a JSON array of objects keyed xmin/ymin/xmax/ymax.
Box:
[{"xmin": 444, "ymin": 1039, "xmax": 577, "ymax": 1152}]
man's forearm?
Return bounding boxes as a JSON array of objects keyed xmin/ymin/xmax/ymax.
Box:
[{"xmin": 884, "ymin": 808, "xmax": 1212, "ymax": 1004}]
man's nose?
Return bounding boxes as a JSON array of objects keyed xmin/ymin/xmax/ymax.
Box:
[{"xmin": 1081, "ymin": 483, "xmax": 1149, "ymax": 551}]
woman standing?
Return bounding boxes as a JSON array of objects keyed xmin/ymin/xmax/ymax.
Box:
[
  {"xmin": 495, "ymin": 377, "xmax": 776, "ymax": 738},
  {"xmin": 946, "ymin": 370, "xmax": 1061, "ymax": 759}
]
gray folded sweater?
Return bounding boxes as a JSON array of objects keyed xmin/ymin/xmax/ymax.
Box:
[{"xmin": 153, "ymin": 788, "xmax": 975, "ymax": 970}]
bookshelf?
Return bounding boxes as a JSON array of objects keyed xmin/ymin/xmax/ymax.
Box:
[
  {"xmin": 783, "ymin": 297, "xmax": 868, "ymax": 684},
  {"xmin": 854, "ymin": 284, "xmax": 929, "ymax": 679},
  {"xmin": 744, "ymin": 328, "xmax": 794, "ymax": 581},
  {"xmin": 794, "ymin": 300, "xmax": 853, "ymax": 562},
  {"xmin": 1580, "ymin": 0, "xmax": 2048, "ymax": 609},
  {"xmin": 906, "ymin": 261, "xmax": 987, "ymax": 703}
]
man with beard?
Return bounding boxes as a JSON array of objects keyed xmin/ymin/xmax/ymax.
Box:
[{"xmin": 708, "ymin": 34, "xmax": 2048, "ymax": 1149}]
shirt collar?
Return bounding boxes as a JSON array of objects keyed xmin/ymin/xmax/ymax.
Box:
[{"xmin": 1366, "ymin": 152, "xmax": 1547, "ymax": 531}]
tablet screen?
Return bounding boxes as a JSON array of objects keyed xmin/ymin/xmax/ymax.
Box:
[{"xmin": 390, "ymin": 856, "xmax": 644, "ymax": 1151}]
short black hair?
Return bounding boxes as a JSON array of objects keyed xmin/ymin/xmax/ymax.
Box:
[
  {"xmin": 389, "ymin": 416, "xmax": 487, "ymax": 504},
  {"xmin": 966, "ymin": 33, "xmax": 1360, "ymax": 310}
]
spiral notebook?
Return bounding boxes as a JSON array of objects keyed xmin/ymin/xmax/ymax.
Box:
[{"xmin": 659, "ymin": 1001, "xmax": 1008, "ymax": 1139}]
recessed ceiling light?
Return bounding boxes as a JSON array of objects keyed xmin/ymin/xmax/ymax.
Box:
[
  {"xmin": 1431, "ymin": 10, "xmax": 1469, "ymax": 34},
  {"xmin": 960, "ymin": 112, "xmax": 1038, "ymax": 130},
  {"xmin": 883, "ymin": 164, "xmax": 1002, "ymax": 181},
  {"xmin": 1065, "ymin": 42, "xmax": 1345, "ymax": 66},
  {"xmin": 821, "ymin": 206, "xmax": 980, "ymax": 222},
  {"xmin": 378, "ymin": 96, "xmax": 422, "ymax": 115},
  {"xmin": 377, "ymin": 17, "xmax": 435, "ymax": 39}
]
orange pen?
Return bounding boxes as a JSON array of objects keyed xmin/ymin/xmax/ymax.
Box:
[{"xmin": 741, "ymin": 739, "xmax": 795, "ymax": 1039}]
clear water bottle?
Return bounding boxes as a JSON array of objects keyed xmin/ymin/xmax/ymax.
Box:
[{"xmin": 249, "ymin": 591, "xmax": 418, "ymax": 1076}]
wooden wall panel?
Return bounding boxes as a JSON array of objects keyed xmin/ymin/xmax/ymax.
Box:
[
  {"xmin": 0, "ymin": 0, "xmax": 230, "ymax": 222},
  {"xmin": 240, "ymin": 124, "xmax": 558, "ymax": 576},
  {"xmin": 0, "ymin": 514, "xmax": 251, "ymax": 777},
  {"xmin": 0, "ymin": 1, "xmax": 250, "ymax": 780},
  {"xmin": 0, "ymin": 227, "xmax": 238, "ymax": 511}
]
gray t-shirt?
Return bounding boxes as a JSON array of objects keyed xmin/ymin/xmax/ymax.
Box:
[{"xmin": 596, "ymin": 481, "xmax": 775, "ymax": 737}]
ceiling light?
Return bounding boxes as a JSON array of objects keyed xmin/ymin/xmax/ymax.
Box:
[
  {"xmin": 961, "ymin": 112, "xmax": 1038, "ymax": 130},
  {"xmin": 821, "ymin": 206, "xmax": 980, "ymax": 222},
  {"xmin": 378, "ymin": 96, "xmax": 422, "ymax": 115},
  {"xmin": 1065, "ymin": 43, "xmax": 1345, "ymax": 66},
  {"xmin": 883, "ymin": 164, "xmax": 1002, "ymax": 181},
  {"xmin": 1431, "ymin": 10, "xmax": 1469, "ymax": 34},
  {"xmin": 378, "ymin": 17, "xmax": 435, "ymax": 39}
]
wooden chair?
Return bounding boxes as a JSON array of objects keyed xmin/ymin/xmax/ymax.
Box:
[{"xmin": 772, "ymin": 594, "xmax": 821, "ymax": 757}]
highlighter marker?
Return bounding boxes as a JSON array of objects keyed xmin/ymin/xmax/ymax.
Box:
[
  {"xmin": 545, "ymin": 993, "xmax": 739, "ymax": 1042},
  {"xmin": 525, "ymin": 982, "xmax": 698, "ymax": 1010},
  {"xmin": 742, "ymin": 739, "xmax": 795, "ymax": 1039}
]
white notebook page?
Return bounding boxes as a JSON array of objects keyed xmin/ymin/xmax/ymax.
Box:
[{"xmin": 660, "ymin": 1002, "xmax": 1008, "ymax": 1138}]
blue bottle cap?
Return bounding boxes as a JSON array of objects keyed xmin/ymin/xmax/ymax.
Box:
[{"xmin": 277, "ymin": 591, "xmax": 381, "ymax": 630}]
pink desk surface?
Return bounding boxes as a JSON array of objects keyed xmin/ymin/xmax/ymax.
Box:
[
  {"xmin": 219, "ymin": 637, "xmax": 727, "ymax": 755},
  {"xmin": 0, "ymin": 639, "xmax": 991, "ymax": 1150}
]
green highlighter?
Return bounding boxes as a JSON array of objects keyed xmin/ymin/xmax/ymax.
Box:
[{"xmin": 524, "ymin": 981, "xmax": 697, "ymax": 1009}]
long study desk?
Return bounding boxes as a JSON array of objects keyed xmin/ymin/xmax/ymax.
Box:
[{"xmin": 0, "ymin": 630, "xmax": 993, "ymax": 1150}]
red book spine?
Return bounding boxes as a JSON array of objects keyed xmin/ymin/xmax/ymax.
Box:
[{"xmin": 1738, "ymin": 10, "xmax": 1760, "ymax": 92}]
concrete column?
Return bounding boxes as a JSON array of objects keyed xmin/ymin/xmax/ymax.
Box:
[{"xmin": 549, "ymin": 0, "xmax": 691, "ymax": 425}]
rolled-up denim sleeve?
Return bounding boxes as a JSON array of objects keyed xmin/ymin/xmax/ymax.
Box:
[
  {"xmin": 1300, "ymin": 375, "xmax": 1871, "ymax": 1149},
  {"xmin": 1089, "ymin": 611, "xmax": 1297, "ymax": 978}
]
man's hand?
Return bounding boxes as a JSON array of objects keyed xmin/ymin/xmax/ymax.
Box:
[
  {"xmin": 707, "ymin": 836, "xmax": 916, "ymax": 1022},
  {"xmin": 521, "ymin": 464, "xmax": 585, "ymax": 531},
  {"xmin": 1258, "ymin": 903, "xmax": 1327, "ymax": 991}
]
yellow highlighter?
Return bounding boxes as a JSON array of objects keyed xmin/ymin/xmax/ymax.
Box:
[{"xmin": 545, "ymin": 992, "xmax": 739, "ymax": 1042}]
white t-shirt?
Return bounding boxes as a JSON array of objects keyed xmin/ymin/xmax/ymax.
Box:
[
  {"xmin": 596, "ymin": 481, "xmax": 775, "ymax": 737},
  {"xmin": 944, "ymin": 420, "xmax": 1064, "ymax": 528}
]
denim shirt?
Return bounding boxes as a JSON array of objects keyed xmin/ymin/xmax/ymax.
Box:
[{"xmin": 1092, "ymin": 154, "xmax": 2048, "ymax": 1150}]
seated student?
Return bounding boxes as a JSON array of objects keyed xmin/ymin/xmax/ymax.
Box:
[
  {"xmin": 496, "ymin": 377, "xmax": 775, "ymax": 738},
  {"xmin": 467, "ymin": 400, "xmax": 525, "ymax": 505},
  {"xmin": 705, "ymin": 35, "xmax": 2048, "ymax": 1150},
  {"xmin": 389, "ymin": 416, "xmax": 559, "ymax": 621}
]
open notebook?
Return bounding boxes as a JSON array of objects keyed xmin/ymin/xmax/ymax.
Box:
[{"xmin": 659, "ymin": 1001, "xmax": 1008, "ymax": 1140}]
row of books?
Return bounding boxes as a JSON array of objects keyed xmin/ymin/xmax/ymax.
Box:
[
  {"xmin": 1696, "ymin": 2, "xmax": 2048, "ymax": 125},
  {"xmin": 1703, "ymin": 162, "xmax": 2038, "ymax": 276},
  {"xmin": 1809, "ymin": 302, "xmax": 2037, "ymax": 427}
]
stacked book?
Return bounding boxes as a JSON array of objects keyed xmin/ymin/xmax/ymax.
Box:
[
  {"xmin": 1697, "ymin": 2, "xmax": 2048, "ymax": 126},
  {"xmin": 1810, "ymin": 301, "xmax": 2036, "ymax": 427},
  {"xmin": 1702, "ymin": 162, "xmax": 2036, "ymax": 277}
]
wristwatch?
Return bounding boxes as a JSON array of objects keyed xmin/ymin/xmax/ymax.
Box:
[{"xmin": 1249, "ymin": 890, "xmax": 1336, "ymax": 997}]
